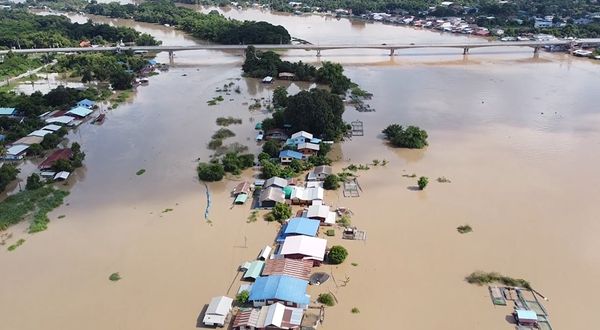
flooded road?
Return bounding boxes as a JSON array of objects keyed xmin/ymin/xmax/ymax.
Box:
[{"xmin": 2, "ymin": 7, "xmax": 600, "ymax": 330}]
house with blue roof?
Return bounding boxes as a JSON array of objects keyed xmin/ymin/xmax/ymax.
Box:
[
  {"xmin": 279, "ymin": 150, "xmax": 303, "ymax": 164},
  {"xmin": 147, "ymin": 59, "xmax": 158, "ymax": 66},
  {"xmin": 276, "ymin": 217, "xmax": 321, "ymax": 243},
  {"xmin": 76, "ymin": 99, "xmax": 96, "ymax": 109},
  {"xmin": 249, "ymin": 275, "xmax": 310, "ymax": 308},
  {"xmin": 0, "ymin": 107, "xmax": 17, "ymax": 116},
  {"xmin": 66, "ymin": 106, "xmax": 93, "ymax": 118}
]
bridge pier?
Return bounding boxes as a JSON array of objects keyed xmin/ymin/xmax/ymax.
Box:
[
  {"xmin": 389, "ymin": 48, "xmax": 395, "ymax": 56},
  {"xmin": 316, "ymin": 49, "xmax": 321, "ymax": 57},
  {"xmin": 463, "ymin": 47, "xmax": 469, "ymax": 55},
  {"xmin": 533, "ymin": 46, "xmax": 540, "ymax": 55}
]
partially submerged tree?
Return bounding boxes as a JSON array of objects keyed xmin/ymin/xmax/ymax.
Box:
[
  {"xmin": 328, "ymin": 245, "xmax": 348, "ymax": 264},
  {"xmin": 382, "ymin": 124, "xmax": 428, "ymax": 149}
]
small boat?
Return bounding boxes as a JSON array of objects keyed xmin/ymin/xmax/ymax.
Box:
[
  {"xmin": 256, "ymin": 132, "xmax": 264, "ymax": 141},
  {"xmin": 93, "ymin": 114, "xmax": 105, "ymax": 125}
]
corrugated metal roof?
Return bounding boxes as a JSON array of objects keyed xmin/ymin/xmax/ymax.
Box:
[
  {"xmin": 262, "ymin": 259, "xmax": 313, "ymax": 281},
  {"xmin": 7, "ymin": 144, "xmax": 29, "ymax": 155},
  {"xmin": 283, "ymin": 218, "xmax": 320, "ymax": 237},
  {"xmin": 206, "ymin": 296, "xmax": 233, "ymax": 316},
  {"xmin": 243, "ymin": 260, "xmax": 265, "ymax": 280},
  {"xmin": 28, "ymin": 129, "xmax": 52, "ymax": 137},
  {"xmin": 77, "ymin": 99, "xmax": 95, "ymax": 107},
  {"xmin": 280, "ymin": 236, "xmax": 327, "ymax": 262},
  {"xmin": 259, "ymin": 187, "xmax": 285, "ymax": 203},
  {"xmin": 0, "ymin": 107, "xmax": 16, "ymax": 116},
  {"xmin": 45, "ymin": 115, "xmax": 73, "ymax": 125},
  {"xmin": 234, "ymin": 193, "xmax": 248, "ymax": 204},
  {"xmin": 41, "ymin": 124, "xmax": 61, "ymax": 132},
  {"xmin": 66, "ymin": 106, "xmax": 93, "ymax": 117},
  {"xmin": 279, "ymin": 150, "xmax": 303, "ymax": 160},
  {"xmin": 249, "ymin": 275, "xmax": 310, "ymax": 306},
  {"xmin": 265, "ymin": 176, "xmax": 288, "ymax": 188},
  {"xmin": 291, "ymin": 131, "xmax": 313, "ymax": 139},
  {"xmin": 516, "ymin": 309, "xmax": 537, "ymax": 321}
]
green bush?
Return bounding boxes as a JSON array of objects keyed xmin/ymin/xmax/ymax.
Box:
[
  {"xmin": 212, "ymin": 128, "xmax": 235, "ymax": 140},
  {"xmin": 236, "ymin": 290, "xmax": 250, "ymax": 304},
  {"xmin": 272, "ymin": 202, "xmax": 291, "ymax": 221},
  {"xmin": 418, "ymin": 176, "xmax": 429, "ymax": 190},
  {"xmin": 197, "ymin": 162, "xmax": 225, "ymax": 182},
  {"xmin": 323, "ymin": 174, "xmax": 340, "ymax": 190},
  {"xmin": 465, "ymin": 271, "xmax": 531, "ymax": 290},
  {"xmin": 317, "ymin": 293, "xmax": 335, "ymax": 306},
  {"xmin": 351, "ymin": 307, "xmax": 360, "ymax": 314},
  {"xmin": 25, "ymin": 173, "xmax": 44, "ymax": 190},
  {"xmin": 109, "ymin": 272, "xmax": 121, "ymax": 281},
  {"xmin": 328, "ymin": 245, "xmax": 348, "ymax": 264},
  {"xmin": 457, "ymin": 225, "xmax": 473, "ymax": 234}
]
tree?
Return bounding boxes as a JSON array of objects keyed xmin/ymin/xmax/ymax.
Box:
[
  {"xmin": 26, "ymin": 173, "xmax": 44, "ymax": 190},
  {"xmin": 260, "ymin": 159, "xmax": 281, "ymax": 179},
  {"xmin": 41, "ymin": 133, "xmax": 62, "ymax": 150},
  {"xmin": 0, "ymin": 163, "xmax": 20, "ymax": 192},
  {"xmin": 236, "ymin": 290, "xmax": 249, "ymax": 304},
  {"xmin": 197, "ymin": 162, "xmax": 225, "ymax": 182},
  {"xmin": 272, "ymin": 86, "xmax": 288, "ymax": 108},
  {"xmin": 262, "ymin": 140, "xmax": 280, "ymax": 158},
  {"xmin": 382, "ymin": 124, "xmax": 428, "ymax": 149},
  {"xmin": 316, "ymin": 62, "xmax": 352, "ymax": 94},
  {"xmin": 52, "ymin": 159, "xmax": 74, "ymax": 172},
  {"xmin": 317, "ymin": 293, "xmax": 335, "ymax": 306},
  {"xmin": 28, "ymin": 143, "xmax": 43, "ymax": 156},
  {"xmin": 271, "ymin": 202, "xmax": 291, "ymax": 221},
  {"xmin": 110, "ymin": 70, "xmax": 134, "ymax": 90},
  {"xmin": 323, "ymin": 174, "xmax": 340, "ymax": 190},
  {"xmin": 418, "ymin": 176, "xmax": 429, "ymax": 190},
  {"xmin": 70, "ymin": 142, "xmax": 86, "ymax": 168},
  {"xmin": 284, "ymin": 89, "xmax": 347, "ymax": 141},
  {"xmin": 327, "ymin": 245, "xmax": 348, "ymax": 264}
]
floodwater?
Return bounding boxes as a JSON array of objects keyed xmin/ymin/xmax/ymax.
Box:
[{"xmin": 2, "ymin": 7, "xmax": 600, "ymax": 330}]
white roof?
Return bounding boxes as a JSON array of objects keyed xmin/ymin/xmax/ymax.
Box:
[
  {"xmin": 291, "ymin": 131, "xmax": 313, "ymax": 140},
  {"xmin": 66, "ymin": 106, "xmax": 93, "ymax": 117},
  {"xmin": 264, "ymin": 302, "xmax": 285, "ymax": 328},
  {"xmin": 54, "ymin": 171, "xmax": 70, "ymax": 180},
  {"xmin": 280, "ymin": 235, "xmax": 327, "ymax": 261},
  {"xmin": 259, "ymin": 245, "xmax": 272, "ymax": 260},
  {"xmin": 291, "ymin": 186, "xmax": 324, "ymax": 201},
  {"xmin": 306, "ymin": 203, "xmax": 330, "ymax": 219},
  {"xmin": 262, "ymin": 76, "xmax": 273, "ymax": 82},
  {"xmin": 45, "ymin": 116, "xmax": 73, "ymax": 125},
  {"xmin": 265, "ymin": 176, "xmax": 288, "ymax": 188},
  {"xmin": 28, "ymin": 129, "xmax": 52, "ymax": 137},
  {"xmin": 305, "ymin": 181, "xmax": 323, "ymax": 188},
  {"xmin": 41, "ymin": 124, "xmax": 62, "ymax": 132},
  {"xmin": 324, "ymin": 211, "xmax": 336, "ymax": 225},
  {"xmin": 206, "ymin": 296, "xmax": 233, "ymax": 316},
  {"xmin": 297, "ymin": 142, "xmax": 320, "ymax": 151},
  {"xmin": 7, "ymin": 144, "xmax": 29, "ymax": 156}
]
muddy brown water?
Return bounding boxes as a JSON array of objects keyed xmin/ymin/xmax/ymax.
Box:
[{"xmin": 1, "ymin": 7, "xmax": 600, "ymax": 330}]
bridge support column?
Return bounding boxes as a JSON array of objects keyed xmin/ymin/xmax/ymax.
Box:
[
  {"xmin": 316, "ymin": 49, "xmax": 321, "ymax": 57},
  {"xmin": 463, "ymin": 47, "xmax": 469, "ymax": 55},
  {"xmin": 168, "ymin": 51, "xmax": 174, "ymax": 60},
  {"xmin": 389, "ymin": 48, "xmax": 395, "ymax": 56},
  {"xmin": 533, "ymin": 46, "xmax": 540, "ymax": 55}
]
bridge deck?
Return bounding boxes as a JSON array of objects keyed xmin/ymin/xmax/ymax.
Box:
[{"xmin": 1, "ymin": 39, "xmax": 600, "ymax": 55}]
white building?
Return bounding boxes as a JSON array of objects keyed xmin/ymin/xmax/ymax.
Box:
[{"xmin": 203, "ymin": 296, "xmax": 234, "ymax": 327}]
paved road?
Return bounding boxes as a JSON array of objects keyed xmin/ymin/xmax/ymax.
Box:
[{"xmin": 0, "ymin": 60, "xmax": 56, "ymax": 87}]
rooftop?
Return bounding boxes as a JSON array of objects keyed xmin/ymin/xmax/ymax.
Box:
[
  {"xmin": 249, "ymin": 275, "xmax": 310, "ymax": 306},
  {"xmin": 264, "ymin": 176, "xmax": 288, "ymax": 188},
  {"xmin": 283, "ymin": 218, "xmax": 320, "ymax": 237},
  {"xmin": 291, "ymin": 131, "xmax": 313, "ymax": 140},
  {"xmin": 0, "ymin": 107, "xmax": 16, "ymax": 116},
  {"xmin": 279, "ymin": 150, "xmax": 303, "ymax": 160},
  {"xmin": 279, "ymin": 235, "xmax": 327, "ymax": 262},
  {"xmin": 259, "ymin": 187, "xmax": 285, "ymax": 203},
  {"xmin": 262, "ymin": 258, "xmax": 313, "ymax": 281},
  {"xmin": 66, "ymin": 106, "xmax": 93, "ymax": 118}
]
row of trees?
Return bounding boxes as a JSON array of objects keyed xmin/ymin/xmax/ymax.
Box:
[
  {"xmin": 0, "ymin": 164, "xmax": 20, "ymax": 192},
  {"xmin": 0, "ymin": 9, "xmax": 159, "ymax": 49},
  {"xmin": 85, "ymin": 0, "xmax": 291, "ymax": 45},
  {"xmin": 242, "ymin": 47, "xmax": 352, "ymax": 94}
]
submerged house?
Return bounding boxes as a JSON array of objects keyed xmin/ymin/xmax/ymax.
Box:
[
  {"xmin": 296, "ymin": 142, "xmax": 319, "ymax": 159},
  {"xmin": 262, "ymin": 258, "xmax": 313, "ymax": 281},
  {"xmin": 279, "ymin": 150, "xmax": 303, "ymax": 164},
  {"xmin": 289, "ymin": 186, "xmax": 324, "ymax": 205},
  {"xmin": 203, "ymin": 296, "xmax": 234, "ymax": 327},
  {"xmin": 232, "ymin": 302, "xmax": 304, "ymax": 330},
  {"xmin": 66, "ymin": 106, "xmax": 93, "ymax": 118},
  {"xmin": 514, "ymin": 310, "xmax": 538, "ymax": 327},
  {"xmin": 233, "ymin": 181, "xmax": 252, "ymax": 204},
  {"xmin": 259, "ymin": 187, "xmax": 285, "ymax": 208},
  {"xmin": 38, "ymin": 149, "xmax": 73, "ymax": 170},
  {"xmin": 307, "ymin": 165, "xmax": 332, "ymax": 181},
  {"xmin": 3, "ymin": 145, "xmax": 29, "ymax": 160},
  {"xmin": 76, "ymin": 99, "xmax": 96, "ymax": 109},
  {"xmin": 248, "ymin": 275, "xmax": 310, "ymax": 308},
  {"xmin": 305, "ymin": 201, "xmax": 336, "ymax": 225},
  {"xmin": 285, "ymin": 131, "xmax": 321, "ymax": 147},
  {"xmin": 279, "ymin": 235, "xmax": 327, "ymax": 266},
  {"xmin": 242, "ymin": 260, "xmax": 265, "ymax": 281},
  {"xmin": 276, "ymin": 217, "xmax": 320, "ymax": 243},
  {"xmin": 264, "ymin": 177, "xmax": 288, "ymax": 189}
]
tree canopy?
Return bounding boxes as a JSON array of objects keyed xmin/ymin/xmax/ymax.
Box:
[
  {"xmin": 85, "ymin": 0, "xmax": 290, "ymax": 44},
  {"xmin": 284, "ymin": 89, "xmax": 348, "ymax": 141},
  {"xmin": 382, "ymin": 124, "xmax": 428, "ymax": 149}
]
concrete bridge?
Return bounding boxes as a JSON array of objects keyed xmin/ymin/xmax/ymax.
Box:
[{"xmin": 2, "ymin": 39, "xmax": 599, "ymax": 59}]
